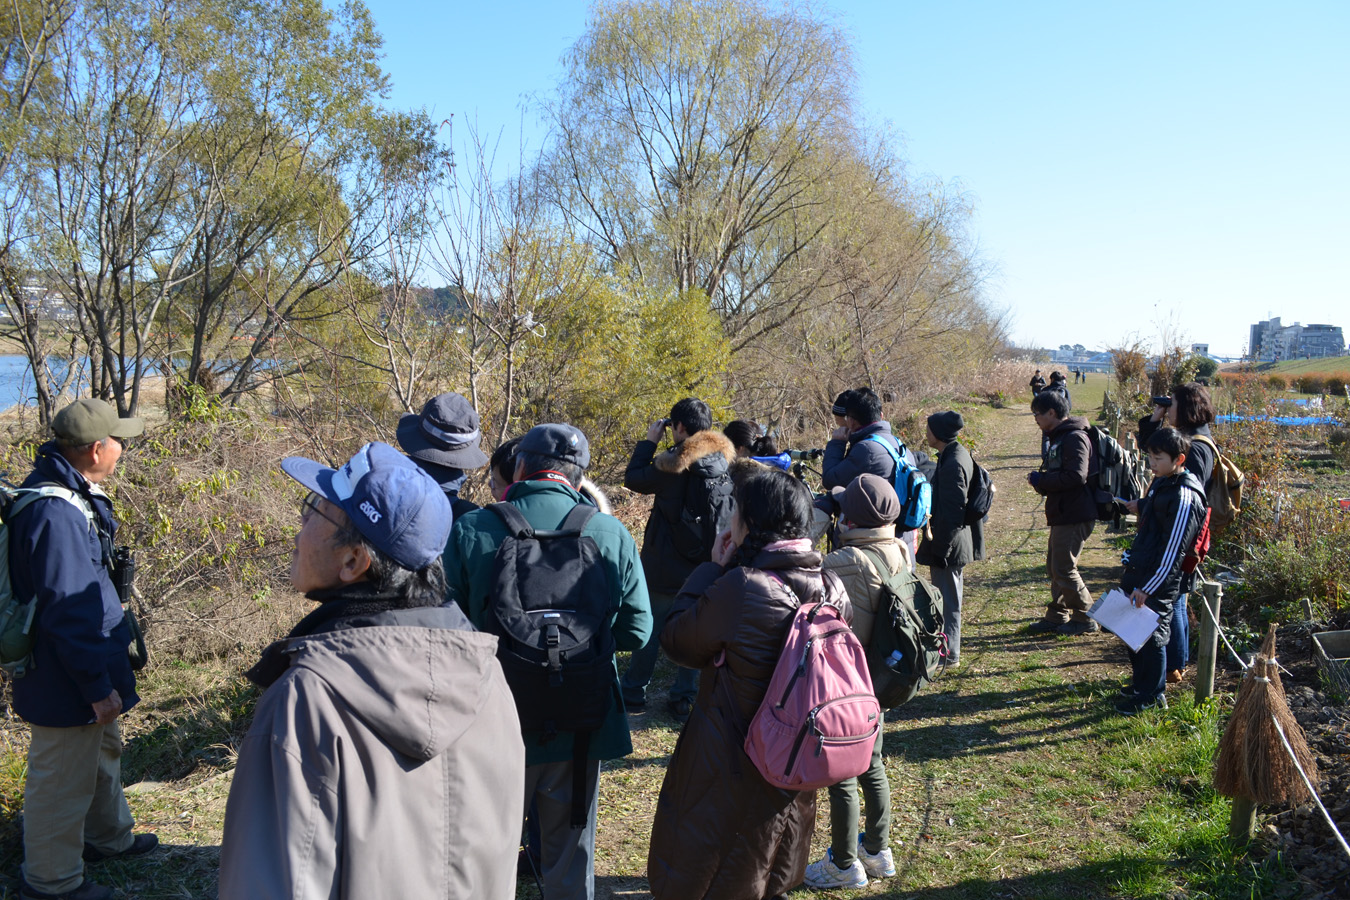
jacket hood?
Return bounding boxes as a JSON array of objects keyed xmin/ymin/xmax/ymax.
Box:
[
  {"xmin": 578, "ymin": 476, "xmax": 613, "ymax": 515},
  {"xmin": 654, "ymin": 429, "xmax": 734, "ymax": 476},
  {"xmin": 283, "ymin": 608, "xmax": 504, "ymax": 762},
  {"xmin": 1051, "ymin": 415, "xmax": 1090, "ymax": 437},
  {"xmin": 837, "ymin": 523, "xmax": 898, "ymax": 544}
]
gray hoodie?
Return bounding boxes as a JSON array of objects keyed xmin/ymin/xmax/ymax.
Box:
[{"xmin": 219, "ymin": 599, "xmax": 524, "ymax": 900}]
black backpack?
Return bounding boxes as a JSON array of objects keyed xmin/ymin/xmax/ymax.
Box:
[
  {"xmin": 964, "ymin": 458, "xmax": 994, "ymax": 526},
  {"xmin": 487, "ymin": 501, "xmax": 616, "ymax": 825},
  {"xmin": 669, "ymin": 470, "xmax": 734, "ymax": 563},
  {"xmin": 858, "ymin": 546, "xmax": 947, "ymax": 708}
]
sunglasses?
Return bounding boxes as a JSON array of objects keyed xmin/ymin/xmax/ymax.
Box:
[{"xmin": 300, "ymin": 491, "xmax": 344, "ymax": 528}]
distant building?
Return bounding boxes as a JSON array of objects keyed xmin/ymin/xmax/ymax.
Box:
[
  {"xmin": 1191, "ymin": 343, "xmax": 1210, "ymax": 357},
  {"xmin": 1248, "ymin": 317, "xmax": 1345, "ymax": 361}
]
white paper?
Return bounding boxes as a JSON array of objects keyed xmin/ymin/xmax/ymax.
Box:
[{"xmin": 1087, "ymin": 588, "xmax": 1161, "ymax": 652}]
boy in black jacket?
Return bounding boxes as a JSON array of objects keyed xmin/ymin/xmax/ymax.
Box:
[{"xmin": 1117, "ymin": 427, "xmax": 1207, "ymax": 715}]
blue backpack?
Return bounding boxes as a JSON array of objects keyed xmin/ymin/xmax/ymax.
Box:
[{"xmin": 864, "ymin": 435, "xmax": 932, "ymax": 532}]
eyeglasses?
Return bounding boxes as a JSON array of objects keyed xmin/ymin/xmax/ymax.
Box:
[
  {"xmin": 108, "ymin": 435, "xmax": 132, "ymax": 450},
  {"xmin": 300, "ymin": 491, "xmax": 344, "ymax": 528}
]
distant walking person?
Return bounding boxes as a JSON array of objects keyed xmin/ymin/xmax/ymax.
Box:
[
  {"xmin": 916, "ymin": 411, "xmax": 983, "ymax": 665},
  {"xmin": 220, "ymin": 443, "xmax": 525, "ymax": 900},
  {"xmin": 1026, "ymin": 391, "xmax": 1100, "ymax": 636},
  {"xmin": 1029, "ymin": 369, "xmax": 1046, "ymax": 395},
  {"xmin": 622, "ymin": 398, "xmax": 735, "ymax": 721}
]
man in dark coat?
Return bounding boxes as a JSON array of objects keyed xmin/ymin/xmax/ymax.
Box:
[
  {"xmin": 1026, "ymin": 391, "xmax": 1100, "ymax": 636},
  {"xmin": 916, "ymin": 411, "xmax": 984, "ymax": 665},
  {"xmin": 621, "ymin": 398, "xmax": 734, "ymax": 719},
  {"xmin": 1029, "ymin": 370, "xmax": 1046, "ymax": 394},
  {"xmin": 10, "ymin": 399, "xmax": 156, "ymax": 900}
]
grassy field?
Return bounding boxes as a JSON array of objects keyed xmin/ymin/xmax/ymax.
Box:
[
  {"xmin": 0, "ymin": 379, "xmax": 1294, "ymax": 899},
  {"xmin": 1235, "ymin": 356, "xmax": 1350, "ymax": 376}
]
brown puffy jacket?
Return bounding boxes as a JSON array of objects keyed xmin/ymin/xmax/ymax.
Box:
[{"xmin": 648, "ymin": 545, "xmax": 848, "ymax": 900}]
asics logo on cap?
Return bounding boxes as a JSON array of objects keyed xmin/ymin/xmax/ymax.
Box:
[{"xmin": 359, "ymin": 501, "xmax": 382, "ymax": 523}]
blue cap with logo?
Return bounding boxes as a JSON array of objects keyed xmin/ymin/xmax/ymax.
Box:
[{"xmin": 280, "ymin": 441, "xmax": 451, "ymax": 570}]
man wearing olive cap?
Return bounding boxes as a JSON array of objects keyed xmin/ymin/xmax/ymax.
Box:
[
  {"xmin": 218, "ymin": 442, "xmax": 525, "ymax": 900},
  {"xmin": 10, "ymin": 399, "xmax": 155, "ymax": 900}
]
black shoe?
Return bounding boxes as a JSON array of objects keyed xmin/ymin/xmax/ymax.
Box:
[
  {"xmin": 1115, "ymin": 694, "xmax": 1168, "ymax": 716},
  {"xmin": 83, "ymin": 831, "xmax": 158, "ymax": 863},
  {"xmin": 623, "ymin": 696, "xmax": 646, "ymax": 712},
  {"xmin": 20, "ymin": 878, "xmax": 113, "ymax": 900},
  {"xmin": 1057, "ymin": 620, "xmax": 1100, "ymax": 636},
  {"xmin": 1115, "ymin": 686, "xmax": 1138, "ymax": 701},
  {"xmin": 667, "ymin": 697, "xmax": 693, "ymax": 722},
  {"xmin": 1026, "ymin": 618, "xmax": 1064, "ymax": 635}
]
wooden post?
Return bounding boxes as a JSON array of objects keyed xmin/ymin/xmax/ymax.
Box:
[
  {"xmin": 1229, "ymin": 796, "xmax": 1258, "ymax": 843},
  {"xmin": 1194, "ymin": 579, "xmax": 1223, "ymax": 704}
]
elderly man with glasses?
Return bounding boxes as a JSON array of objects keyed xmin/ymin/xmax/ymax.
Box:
[{"xmin": 218, "ymin": 442, "xmax": 525, "ymax": 900}]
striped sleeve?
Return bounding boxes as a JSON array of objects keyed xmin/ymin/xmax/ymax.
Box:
[{"xmin": 1142, "ymin": 500, "xmax": 1192, "ymax": 596}]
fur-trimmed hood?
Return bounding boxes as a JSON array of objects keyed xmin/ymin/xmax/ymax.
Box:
[
  {"xmin": 578, "ymin": 476, "xmax": 613, "ymax": 515},
  {"xmin": 654, "ymin": 429, "xmax": 736, "ymax": 475}
]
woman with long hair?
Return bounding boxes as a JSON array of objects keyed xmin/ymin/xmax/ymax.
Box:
[
  {"xmin": 1138, "ymin": 380, "xmax": 1218, "ymax": 684},
  {"xmin": 647, "ymin": 468, "xmax": 847, "ymax": 900}
]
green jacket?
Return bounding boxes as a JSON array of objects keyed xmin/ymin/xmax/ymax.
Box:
[{"xmin": 444, "ymin": 478, "xmax": 652, "ymax": 766}]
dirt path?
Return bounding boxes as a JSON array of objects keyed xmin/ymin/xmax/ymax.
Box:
[{"xmin": 588, "ymin": 391, "xmax": 1181, "ymax": 900}]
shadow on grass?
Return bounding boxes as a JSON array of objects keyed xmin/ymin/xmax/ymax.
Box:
[
  {"xmin": 886, "ymin": 856, "xmax": 1164, "ymax": 900},
  {"xmin": 122, "ymin": 678, "xmax": 257, "ymax": 783}
]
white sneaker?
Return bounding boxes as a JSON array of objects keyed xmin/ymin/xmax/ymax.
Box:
[
  {"xmin": 857, "ymin": 835, "xmax": 896, "ymax": 878},
  {"xmin": 803, "ymin": 850, "xmax": 868, "ymax": 889}
]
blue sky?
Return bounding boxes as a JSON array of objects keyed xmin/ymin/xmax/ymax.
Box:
[{"xmin": 362, "ymin": 1, "xmax": 1349, "ymax": 358}]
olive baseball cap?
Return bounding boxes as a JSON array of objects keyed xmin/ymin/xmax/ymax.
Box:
[{"xmin": 52, "ymin": 399, "xmax": 145, "ymax": 444}]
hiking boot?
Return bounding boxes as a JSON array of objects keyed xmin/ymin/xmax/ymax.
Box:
[
  {"xmin": 857, "ymin": 835, "xmax": 896, "ymax": 878},
  {"xmin": 19, "ymin": 878, "xmax": 113, "ymax": 900},
  {"xmin": 1166, "ymin": 669, "xmax": 1184, "ymax": 685},
  {"xmin": 1026, "ymin": 618, "xmax": 1064, "ymax": 635},
  {"xmin": 803, "ymin": 851, "xmax": 868, "ymax": 889},
  {"xmin": 1115, "ymin": 693, "xmax": 1168, "ymax": 716},
  {"xmin": 1115, "ymin": 685, "xmax": 1137, "ymax": 702},
  {"xmin": 666, "ymin": 697, "xmax": 693, "ymax": 723},
  {"xmin": 83, "ymin": 832, "xmax": 158, "ymax": 863},
  {"xmin": 1057, "ymin": 620, "xmax": 1100, "ymax": 636}
]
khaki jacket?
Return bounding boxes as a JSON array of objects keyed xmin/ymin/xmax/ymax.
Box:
[{"xmin": 823, "ymin": 525, "xmax": 911, "ymax": 646}]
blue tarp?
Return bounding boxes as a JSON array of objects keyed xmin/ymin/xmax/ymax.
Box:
[{"xmin": 1216, "ymin": 414, "xmax": 1340, "ymax": 426}]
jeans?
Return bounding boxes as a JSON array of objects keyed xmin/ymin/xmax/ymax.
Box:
[
  {"xmin": 1165, "ymin": 593, "xmax": 1189, "ymax": 672},
  {"xmin": 1127, "ymin": 597, "xmax": 1174, "ymax": 703},
  {"xmin": 620, "ymin": 590, "xmax": 697, "ymax": 706},
  {"xmin": 929, "ymin": 565, "xmax": 964, "ymax": 662},
  {"xmin": 826, "ymin": 735, "xmax": 890, "ymax": 868}
]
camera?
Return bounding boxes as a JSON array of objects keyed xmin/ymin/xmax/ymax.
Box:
[{"xmin": 1151, "ymin": 396, "xmax": 1172, "ymax": 408}]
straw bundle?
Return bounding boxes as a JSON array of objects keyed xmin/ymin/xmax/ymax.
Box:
[{"xmin": 1213, "ymin": 624, "xmax": 1318, "ymax": 805}]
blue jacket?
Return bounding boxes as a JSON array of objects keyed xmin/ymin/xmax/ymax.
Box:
[
  {"xmin": 1121, "ymin": 470, "xmax": 1207, "ymax": 610},
  {"xmin": 9, "ymin": 443, "xmax": 138, "ymax": 727}
]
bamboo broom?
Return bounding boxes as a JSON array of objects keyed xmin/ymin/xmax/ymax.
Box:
[{"xmin": 1213, "ymin": 624, "xmax": 1318, "ymax": 841}]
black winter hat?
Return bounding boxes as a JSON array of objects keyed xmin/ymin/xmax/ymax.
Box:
[{"xmin": 927, "ymin": 410, "xmax": 964, "ymax": 444}]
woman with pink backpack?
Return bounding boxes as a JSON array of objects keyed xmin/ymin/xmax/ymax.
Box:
[{"xmin": 646, "ymin": 468, "xmax": 855, "ymax": 900}]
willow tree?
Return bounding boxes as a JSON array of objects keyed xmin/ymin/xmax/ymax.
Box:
[{"xmin": 540, "ymin": 0, "xmax": 856, "ymax": 341}]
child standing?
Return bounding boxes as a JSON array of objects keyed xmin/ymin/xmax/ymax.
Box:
[
  {"xmin": 803, "ymin": 473, "xmax": 909, "ymax": 889},
  {"xmin": 1117, "ymin": 427, "xmax": 1207, "ymax": 715}
]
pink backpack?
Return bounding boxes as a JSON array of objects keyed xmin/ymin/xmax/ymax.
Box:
[{"xmin": 743, "ymin": 571, "xmax": 882, "ymax": 791}]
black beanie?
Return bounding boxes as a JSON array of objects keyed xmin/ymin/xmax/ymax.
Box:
[{"xmin": 927, "ymin": 410, "xmax": 964, "ymax": 444}]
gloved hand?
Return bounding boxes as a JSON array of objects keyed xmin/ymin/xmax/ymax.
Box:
[{"xmin": 1027, "ymin": 472, "xmax": 1042, "ymax": 488}]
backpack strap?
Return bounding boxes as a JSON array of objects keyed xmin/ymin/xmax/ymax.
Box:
[
  {"xmin": 487, "ymin": 502, "xmax": 534, "ymax": 538},
  {"xmin": 9, "ymin": 486, "xmax": 96, "ymax": 529},
  {"xmin": 864, "ymin": 434, "xmax": 903, "ymax": 480},
  {"xmin": 856, "ymin": 544, "xmax": 896, "ymax": 583}
]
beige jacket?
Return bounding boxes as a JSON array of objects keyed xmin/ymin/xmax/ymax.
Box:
[{"xmin": 823, "ymin": 524, "xmax": 911, "ymax": 646}]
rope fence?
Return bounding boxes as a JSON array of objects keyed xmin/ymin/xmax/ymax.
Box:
[{"xmin": 1193, "ymin": 591, "xmax": 1350, "ymax": 862}]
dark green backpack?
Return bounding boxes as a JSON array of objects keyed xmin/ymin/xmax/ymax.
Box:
[{"xmin": 858, "ymin": 546, "xmax": 947, "ymax": 708}]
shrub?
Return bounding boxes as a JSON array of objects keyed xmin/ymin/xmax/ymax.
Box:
[
  {"xmin": 1326, "ymin": 372, "xmax": 1350, "ymax": 397},
  {"xmin": 1294, "ymin": 374, "xmax": 1325, "ymax": 394},
  {"xmin": 1266, "ymin": 374, "xmax": 1287, "ymax": 390}
]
